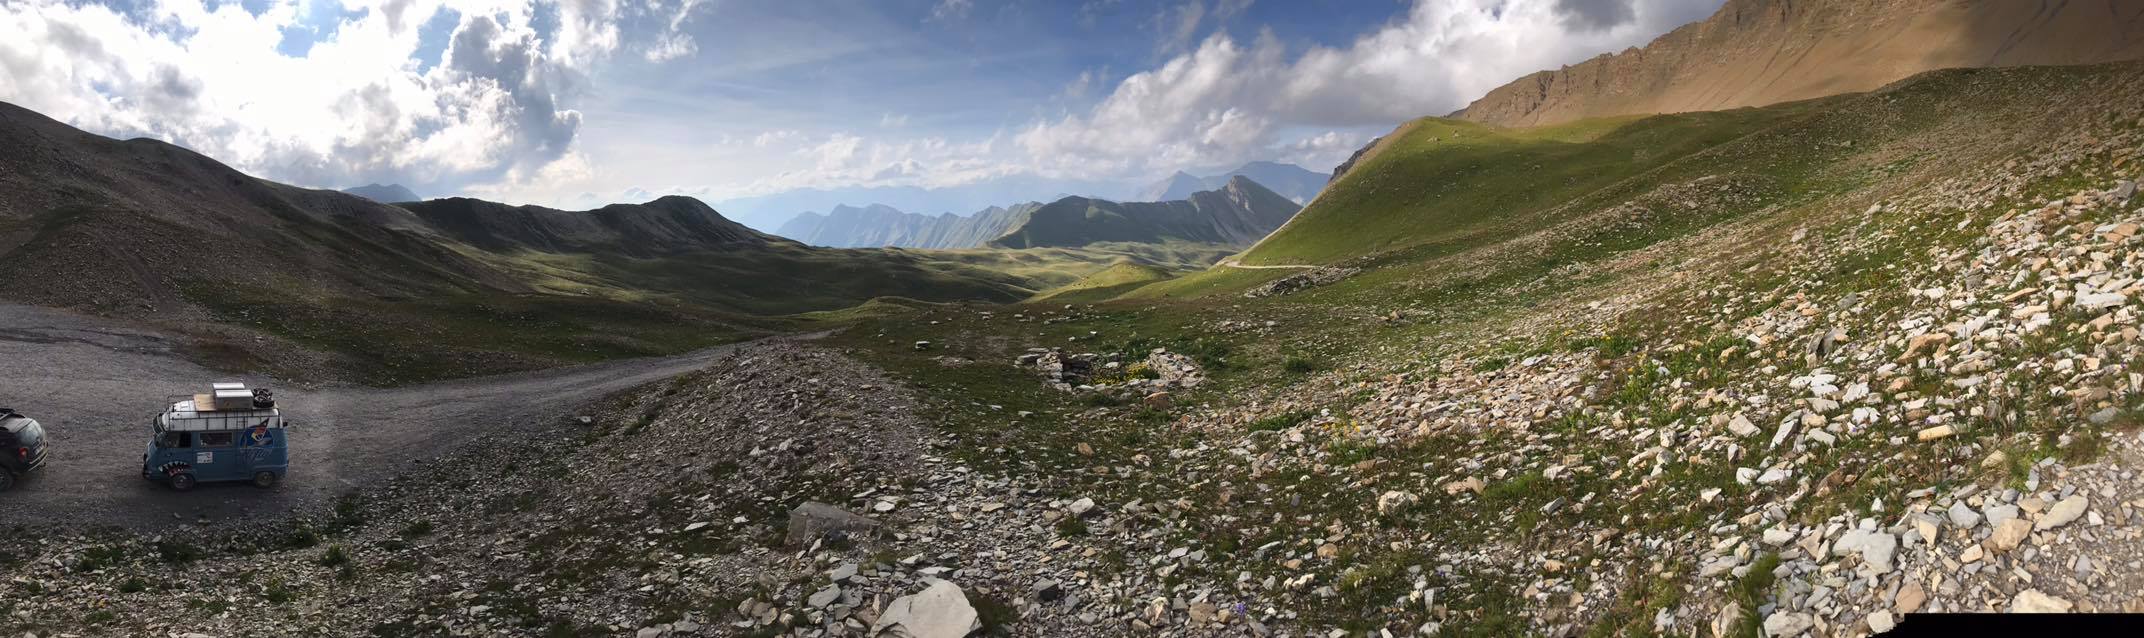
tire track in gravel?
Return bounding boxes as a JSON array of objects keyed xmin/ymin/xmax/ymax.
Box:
[{"xmin": 0, "ymin": 303, "xmax": 773, "ymax": 530}]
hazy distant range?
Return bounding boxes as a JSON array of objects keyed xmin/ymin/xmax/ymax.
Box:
[{"xmin": 716, "ymin": 162, "xmax": 1328, "ymax": 234}]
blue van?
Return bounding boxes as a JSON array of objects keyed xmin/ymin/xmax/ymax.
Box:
[{"xmin": 142, "ymin": 383, "xmax": 288, "ymax": 491}]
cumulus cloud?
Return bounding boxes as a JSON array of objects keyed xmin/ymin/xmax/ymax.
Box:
[
  {"xmin": 1274, "ymin": 130, "xmax": 1367, "ymax": 173},
  {"xmin": 1018, "ymin": 0, "xmax": 1720, "ymax": 179},
  {"xmin": 644, "ymin": 0, "xmax": 705, "ymax": 62},
  {"xmin": 0, "ymin": 0, "xmax": 623, "ymax": 193}
]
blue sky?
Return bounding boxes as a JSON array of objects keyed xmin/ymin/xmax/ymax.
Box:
[{"xmin": 0, "ymin": 0, "xmax": 1723, "ymax": 215}]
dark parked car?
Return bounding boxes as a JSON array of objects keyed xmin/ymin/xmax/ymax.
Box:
[{"xmin": 1, "ymin": 407, "xmax": 49, "ymax": 492}]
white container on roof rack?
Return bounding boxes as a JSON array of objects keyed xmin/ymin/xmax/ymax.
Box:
[
  {"xmin": 202, "ymin": 382, "xmax": 257, "ymax": 411},
  {"xmin": 160, "ymin": 398, "xmax": 283, "ymax": 433}
]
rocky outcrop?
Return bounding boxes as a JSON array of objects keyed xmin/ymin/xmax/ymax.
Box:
[{"xmin": 1454, "ymin": 0, "xmax": 2144, "ymax": 127}]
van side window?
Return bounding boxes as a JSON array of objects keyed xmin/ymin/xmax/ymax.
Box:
[
  {"xmin": 162, "ymin": 432, "xmax": 190, "ymax": 448},
  {"xmin": 198, "ymin": 432, "xmax": 236, "ymax": 447}
]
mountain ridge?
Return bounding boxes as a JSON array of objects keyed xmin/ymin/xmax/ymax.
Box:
[
  {"xmin": 775, "ymin": 202, "xmax": 1043, "ymax": 249},
  {"xmin": 1453, "ymin": 0, "xmax": 2144, "ymax": 128},
  {"xmin": 397, "ymin": 195, "xmax": 776, "ymax": 257},
  {"xmin": 991, "ymin": 175, "xmax": 1302, "ymax": 249},
  {"xmin": 1137, "ymin": 161, "xmax": 1329, "ymax": 204},
  {"xmin": 344, "ymin": 183, "xmax": 421, "ymax": 203}
]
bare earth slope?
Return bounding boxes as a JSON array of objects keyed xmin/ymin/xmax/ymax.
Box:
[{"xmin": 1455, "ymin": 0, "xmax": 2144, "ymax": 128}]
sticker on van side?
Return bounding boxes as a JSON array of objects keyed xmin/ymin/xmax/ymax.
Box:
[{"xmin": 197, "ymin": 452, "xmax": 213, "ymax": 464}]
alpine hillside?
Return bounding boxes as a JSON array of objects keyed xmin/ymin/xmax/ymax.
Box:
[{"xmin": 1454, "ymin": 0, "xmax": 2144, "ymax": 128}]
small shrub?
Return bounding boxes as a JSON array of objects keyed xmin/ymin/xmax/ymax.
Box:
[
  {"xmin": 264, "ymin": 579, "xmax": 295, "ymax": 604},
  {"xmin": 399, "ymin": 520, "xmax": 435, "ymax": 538},
  {"xmin": 155, "ymin": 539, "xmax": 203, "ymax": 564},
  {"xmin": 328, "ymin": 492, "xmax": 367, "ymax": 531},
  {"xmin": 318, "ymin": 544, "xmax": 352, "ymax": 568},
  {"xmin": 1055, "ymin": 517, "xmax": 1088, "ymax": 537},
  {"xmin": 276, "ymin": 522, "xmax": 321, "ymax": 549},
  {"xmin": 1283, "ymin": 356, "xmax": 1316, "ymax": 374},
  {"xmin": 1249, "ymin": 410, "xmax": 1314, "ymax": 432},
  {"xmin": 970, "ymin": 592, "xmax": 1019, "ymax": 634},
  {"xmin": 119, "ymin": 577, "xmax": 147, "ymax": 593}
]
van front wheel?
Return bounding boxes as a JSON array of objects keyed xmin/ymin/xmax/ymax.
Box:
[
  {"xmin": 0, "ymin": 470, "xmax": 15, "ymax": 492},
  {"xmin": 169, "ymin": 472, "xmax": 197, "ymax": 492},
  {"xmin": 252, "ymin": 472, "xmax": 279, "ymax": 488}
]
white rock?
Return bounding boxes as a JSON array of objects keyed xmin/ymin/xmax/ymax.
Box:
[
  {"xmin": 1831, "ymin": 529, "xmax": 1898, "ymax": 575},
  {"xmin": 1866, "ymin": 610, "xmax": 1895, "ymax": 633},
  {"xmin": 875, "ymin": 580, "xmax": 982, "ymax": 638},
  {"xmin": 2008, "ymin": 589, "xmax": 2073, "ymax": 613},
  {"xmin": 1728, "ymin": 414, "xmax": 1761, "ymax": 437},
  {"xmin": 2075, "ymin": 292, "xmax": 2127, "ymax": 311},
  {"xmin": 2036, "ymin": 495, "xmax": 2088, "ymax": 531},
  {"xmin": 1376, "ymin": 490, "xmax": 1419, "ymax": 515},
  {"xmin": 809, "ymin": 585, "xmax": 842, "ymax": 608},
  {"xmin": 1756, "ymin": 468, "xmax": 1792, "ymax": 485},
  {"xmin": 1763, "ymin": 611, "xmax": 1813, "ymax": 637}
]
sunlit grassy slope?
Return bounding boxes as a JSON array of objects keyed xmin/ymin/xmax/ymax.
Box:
[
  {"xmin": 1237, "ymin": 108, "xmax": 1816, "ymax": 266},
  {"xmin": 1031, "ymin": 261, "xmax": 1175, "ymax": 303}
]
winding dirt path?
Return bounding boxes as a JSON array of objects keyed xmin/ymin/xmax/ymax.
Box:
[{"xmin": 1215, "ymin": 259, "xmax": 1314, "ymax": 270}]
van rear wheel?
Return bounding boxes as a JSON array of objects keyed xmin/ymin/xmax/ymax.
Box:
[
  {"xmin": 169, "ymin": 472, "xmax": 197, "ymax": 492},
  {"xmin": 0, "ymin": 470, "xmax": 15, "ymax": 492},
  {"xmin": 252, "ymin": 472, "xmax": 279, "ymax": 488}
]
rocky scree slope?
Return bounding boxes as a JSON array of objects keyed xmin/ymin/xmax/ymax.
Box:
[
  {"xmin": 0, "ymin": 341, "xmax": 939, "ymax": 636},
  {"xmin": 1454, "ymin": 0, "xmax": 2144, "ymax": 128}
]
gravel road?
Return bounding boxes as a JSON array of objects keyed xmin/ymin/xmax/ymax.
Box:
[{"xmin": 0, "ymin": 303, "xmax": 749, "ymax": 530}]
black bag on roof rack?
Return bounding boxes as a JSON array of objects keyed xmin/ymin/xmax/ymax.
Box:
[{"xmin": 252, "ymin": 389, "xmax": 276, "ymax": 409}]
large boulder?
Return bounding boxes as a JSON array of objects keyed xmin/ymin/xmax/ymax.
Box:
[
  {"xmin": 786, "ymin": 502, "xmax": 881, "ymax": 547},
  {"xmin": 873, "ymin": 580, "xmax": 980, "ymax": 638}
]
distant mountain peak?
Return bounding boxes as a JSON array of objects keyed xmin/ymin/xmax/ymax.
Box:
[
  {"xmin": 1137, "ymin": 161, "xmax": 1329, "ymax": 205},
  {"xmin": 992, "ymin": 176, "xmax": 1302, "ymax": 250},
  {"xmin": 343, "ymin": 183, "xmax": 421, "ymax": 203}
]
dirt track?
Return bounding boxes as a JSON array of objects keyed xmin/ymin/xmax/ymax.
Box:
[{"xmin": 0, "ymin": 303, "xmax": 748, "ymax": 530}]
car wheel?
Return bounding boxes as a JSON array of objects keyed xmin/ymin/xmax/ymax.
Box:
[
  {"xmin": 252, "ymin": 471, "xmax": 279, "ymax": 488},
  {"xmin": 0, "ymin": 470, "xmax": 15, "ymax": 492},
  {"xmin": 169, "ymin": 471, "xmax": 197, "ymax": 492}
]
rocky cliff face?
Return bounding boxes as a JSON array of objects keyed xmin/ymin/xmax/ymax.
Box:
[{"xmin": 1454, "ymin": 0, "xmax": 2144, "ymax": 127}]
